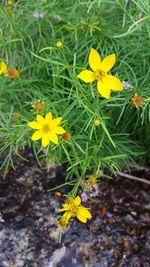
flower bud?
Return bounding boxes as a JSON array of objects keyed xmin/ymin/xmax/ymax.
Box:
[
  {"xmin": 94, "ymin": 119, "xmax": 100, "ymax": 126},
  {"xmin": 56, "ymin": 41, "xmax": 63, "ymax": 48},
  {"xmin": 131, "ymin": 95, "xmax": 144, "ymax": 108},
  {"xmin": 7, "ymin": 68, "xmax": 19, "ymax": 79},
  {"xmin": 62, "ymin": 132, "xmax": 71, "ymax": 141},
  {"xmin": 32, "ymin": 101, "xmax": 44, "ymax": 112}
]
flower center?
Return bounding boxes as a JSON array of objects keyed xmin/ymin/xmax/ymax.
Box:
[
  {"xmin": 66, "ymin": 197, "xmax": 79, "ymax": 217},
  {"xmin": 42, "ymin": 124, "xmax": 49, "ymax": 133},
  {"xmin": 70, "ymin": 204, "xmax": 79, "ymax": 217},
  {"xmin": 94, "ymin": 69, "xmax": 106, "ymax": 80}
]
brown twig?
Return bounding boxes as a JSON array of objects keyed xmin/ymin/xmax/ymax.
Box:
[
  {"xmin": 118, "ymin": 172, "xmax": 150, "ymax": 185},
  {"xmin": 131, "ymin": 165, "xmax": 150, "ymax": 173}
]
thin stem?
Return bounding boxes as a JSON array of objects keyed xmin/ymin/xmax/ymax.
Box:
[{"xmin": 118, "ymin": 172, "xmax": 150, "ymax": 185}]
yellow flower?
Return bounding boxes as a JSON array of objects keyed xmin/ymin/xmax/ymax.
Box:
[
  {"xmin": 28, "ymin": 112, "xmax": 65, "ymax": 147},
  {"xmin": 0, "ymin": 61, "xmax": 7, "ymax": 75},
  {"xmin": 59, "ymin": 196, "xmax": 92, "ymax": 225},
  {"xmin": 7, "ymin": 68, "xmax": 19, "ymax": 79},
  {"xmin": 131, "ymin": 95, "xmax": 145, "ymax": 108},
  {"xmin": 77, "ymin": 48, "xmax": 123, "ymax": 99}
]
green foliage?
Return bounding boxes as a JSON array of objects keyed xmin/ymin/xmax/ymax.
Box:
[{"xmin": 0, "ymin": 0, "xmax": 149, "ymax": 196}]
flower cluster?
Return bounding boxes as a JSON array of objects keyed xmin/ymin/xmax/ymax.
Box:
[
  {"xmin": 2, "ymin": 47, "xmax": 145, "ymax": 227},
  {"xmin": 0, "ymin": 0, "xmax": 149, "ymax": 234},
  {"xmin": 25, "ymin": 48, "xmax": 145, "ymax": 227}
]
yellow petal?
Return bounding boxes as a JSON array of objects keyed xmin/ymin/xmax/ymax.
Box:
[
  {"xmin": 49, "ymin": 132, "xmax": 58, "ymax": 144},
  {"xmin": 77, "ymin": 214, "xmax": 87, "ymax": 223},
  {"xmin": 97, "ymin": 80, "xmax": 111, "ymax": 99},
  {"xmin": 74, "ymin": 196, "xmax": 81, "ymax": 206},
  {"xmin": 104, "ymin": 75, "xmax": 123, "ymax": 91},
  {"xmin": 89, "ymin": 48, "xmax": 101, "ymax": 71},
  {"xmin": 78, "ymin": 206, "xmax": 92, "ymax": 219},
  {"xmin": 62, "ymin": 211, "xmax": 72, "ymax": 221},
  {"xmin": 100, "ymin": 54, "xmax": 116, "ymax": 72},
  {"xmin": 28, "ymin": 121, "xmax": 42, "ymax": 129},
  {"xmin": 31, "ymin": 130, "xmax": 43, "ymax": 140},
  {"xmin": 0, "ymin": 62, "xmax": 7, "ymax": 75},
  {"xmin": 51, "ymin": 117, "xmax": 62, "ymax": 126},
  {"xmin": 42, "ymin": 134, "xmax": 50, "ymax": 147},
  {"xmin": 64, "ymin": 203, "xmax": 71, "ymax": 209},
  {"xmin": 53, "ymin": 126, "xmax": 65, "ymax": 134},
  {"xmin": 36, "ymin": 114, "xmax": 45, "ymax": 125},
  {"xmin": 77, "ymin": 70, "xmax": 95, "ymax": 83},
  {"xmin": 59, "ymin": 207, "xmax": 70, "ymax": 212},
  {"xmin": 59, "ymin": 203, "xmax": 70, "ymax": 212},
  {"xmin": 45, "ymin": 112, "xmax": 52, "ymax": 122}
]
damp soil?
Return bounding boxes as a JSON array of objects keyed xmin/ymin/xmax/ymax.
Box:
[{"xmin": 0, "ymin": 151, "xmax": 150, "ymax": 267}]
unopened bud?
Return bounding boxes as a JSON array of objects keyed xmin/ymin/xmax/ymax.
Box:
[
  {"xmin": 94, "ymin": 119, "xmax": 100, "ymax": 126},
  {"xmin": 131, "ymin": 95, "xmax": 144, "ymax": 108},
  {"xmin": 7, "ymin": 68, "xmax": 19, "ymax": 79},
  {"xmin": 62, "ymin": 132, "xmax": 71, "ymax": 141},
  {"xmin": 56, "ymin": 41, "xmax": 63, "ymax": 48}
]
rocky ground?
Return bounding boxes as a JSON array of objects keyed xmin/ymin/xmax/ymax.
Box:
[{"xmin": 0, "ymin": 151, "xmax": 150, "ymax": 267}]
